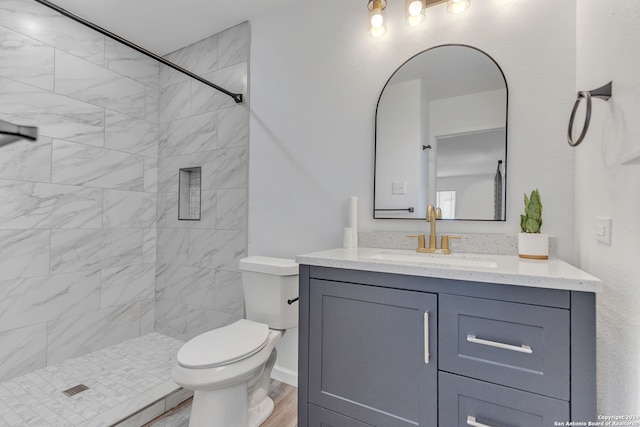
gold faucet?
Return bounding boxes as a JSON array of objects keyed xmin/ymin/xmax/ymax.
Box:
[
  {"xmin": 407, "ymin": 204, "xmax": 461, "ymax": 254},
  {"xmin": 427, "ymin": 204, "xmax": 437, "ymax": 250}
]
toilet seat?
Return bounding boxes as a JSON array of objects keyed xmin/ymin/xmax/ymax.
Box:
[{"xmin": 177, "ymin": 320, "xmax": 269, "ymax": 369}]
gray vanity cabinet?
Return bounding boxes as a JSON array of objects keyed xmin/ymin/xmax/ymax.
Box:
[
  {"xmin": 307, "ymin": 279, "xmax": 438, "ymax": 427},
  {"xmin": 298, "ymin": 265, "xmax": 597, "ymax": 427}
]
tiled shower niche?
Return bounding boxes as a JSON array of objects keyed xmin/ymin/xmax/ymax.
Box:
[{"xmin": 178, "ymin": 167, "xmax": 201, "ymax": 221}]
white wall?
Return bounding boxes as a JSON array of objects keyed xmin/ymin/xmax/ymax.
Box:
[
  {"xmin": 438, "ymin": 174, "xmax": 494, "ymax": 219},
  {"xmin": 249, "ymin": 0, "xmax": 577, "ymax": 383},
  {"xmin": 430, "ymin": 89, "xmax": 506, "ymax": 136},
  {"xmin": 376, "ymin": 79, "xmax": 422, "ymax": 218},
  {"xmin": 576, "ymin": 0, "xmax": 640, "ymax": 414},
  {"xmin": 249, "ymin": 0, "xmax": 576, "ymax": 258}
]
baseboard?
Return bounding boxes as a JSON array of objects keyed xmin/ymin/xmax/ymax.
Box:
[{"xmin": 271, "ymin": 365, "xmax": 297, "ymax": 387}]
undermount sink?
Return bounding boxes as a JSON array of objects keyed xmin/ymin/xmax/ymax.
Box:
[{"xmin": 367, "ymin": 251, "xmax": 499, "ymax": 269}]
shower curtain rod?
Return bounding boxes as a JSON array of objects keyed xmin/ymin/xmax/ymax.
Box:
[
  {"xmin": 33, "ymin": 0, "xmax": 244, "ymax": 104},
  {"xmin": 0, "ymin": 118, "xmax": 38, "ymax": 147}
]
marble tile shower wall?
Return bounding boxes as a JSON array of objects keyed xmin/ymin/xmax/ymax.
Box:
[
  {"xmin": 0, "ymin": 0, "xmax": 159, "ymax": 382},
  {"xmin": 155, "ymin": 23, "xmax": 250, "ymax": 340}
]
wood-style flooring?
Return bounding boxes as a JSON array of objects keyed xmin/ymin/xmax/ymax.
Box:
[
  {"xmin": 145, "ymin": 380, "xmax": 297, "ymax": 427},
  {"xmin": 262, "ymin": 380, "xmax": 297, "ymax": 427}
]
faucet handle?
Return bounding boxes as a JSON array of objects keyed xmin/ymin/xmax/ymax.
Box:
[
  {"xmin": 441, "ymin": 235, "xmax": 461, "ymax": 251},
  {"xmin": 407, "ymin": 234, "xmax": 426, "ymax": 250}
]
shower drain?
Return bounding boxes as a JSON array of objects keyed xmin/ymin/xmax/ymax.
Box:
[{"xmin": 63, "ymin": 384, "xmax": 89, "ymax": 397}]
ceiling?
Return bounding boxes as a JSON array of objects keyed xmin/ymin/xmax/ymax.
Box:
[
  {"xmin": 50, "ymin": 0, "xmax": 302, "ymax": 55},
  {"xmin": 437, "ymin": 129, "xmax": 506, "ymax": 178}
]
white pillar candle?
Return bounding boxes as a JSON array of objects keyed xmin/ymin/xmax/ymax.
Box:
[
  {"xmin": 349, "ymin": 196, "xmax": 358, "ymax": 248},
  {"xmin": 343, "ymin": 227, "xmax": 354, "ymax": 249}
]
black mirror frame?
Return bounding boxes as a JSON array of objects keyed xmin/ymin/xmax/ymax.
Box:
[{"xmin": 373, "ymin": 44, "xmax": 509, "ymax": 221}]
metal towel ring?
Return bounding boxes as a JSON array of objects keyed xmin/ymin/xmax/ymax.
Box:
[
  {"xmin": 568, "ymin": 91, "xmax": 592, "ymax": 147},
  {"xmin": 567, "ymin": 82, "xmax": 612, "ymax": 147}
]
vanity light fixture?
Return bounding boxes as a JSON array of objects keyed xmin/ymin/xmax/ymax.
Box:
[
  {"xmin": 368, "ymin": 0, "xmax": 388, "ymax": 37},
  {"xmin": 369, "ymin": 0, "xmax": 471, "ymax": 36}
]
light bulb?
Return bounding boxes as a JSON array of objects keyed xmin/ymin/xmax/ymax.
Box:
[
  {"xmin": 408, "ymin": 1, "xmax": 423, "ymax": 16},
  {"xmin": 447, "ymin": 0, "xmax": 470, "ymax": 14},
  {"xmin": 368, "ymin": 0, "xmax": 387, "ymax": 37},
  {"xmin": 405, "ymin": 0, "xmax": 425, "ymax": 26},
  {"xmin": 371, "ymin": 12, "xmax": 384, "ymax": 28}
]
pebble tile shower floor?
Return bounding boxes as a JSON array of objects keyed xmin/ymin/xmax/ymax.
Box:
[{"xmin": 0, "ymin": 333, "xmax": 188, "ymax": 426}]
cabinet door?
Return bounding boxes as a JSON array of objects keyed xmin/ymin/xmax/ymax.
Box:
[{"xmin": 308, "ymin": 279, "xmax": 437, "ymax": 427}]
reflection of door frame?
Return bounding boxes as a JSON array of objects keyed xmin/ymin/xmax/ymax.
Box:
[{"xmin": 429, "ymin": 124, "xmax": 506, "ymax": 209}]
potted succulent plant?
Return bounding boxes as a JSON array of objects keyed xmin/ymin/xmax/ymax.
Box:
[{"xmin": 518, "ymin": 189, "xmax": 549, "ymax": 259}]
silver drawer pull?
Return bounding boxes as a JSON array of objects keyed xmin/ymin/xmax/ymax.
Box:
[
  {"xmin": 424, "ymin": 311, "xmax": 430, "ymax": 364},
  {"xmin": 467, "ymin": 335, "xmax": 533, "ymax": 354},
  {"xmin": 467, "ymin": 416, "xmax": 493, "ymax": 427}
]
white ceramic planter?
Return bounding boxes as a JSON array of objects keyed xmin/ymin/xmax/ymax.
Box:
[{"xmin": 518, "ymin": 233, "xmax": 549, "ymax": 260}]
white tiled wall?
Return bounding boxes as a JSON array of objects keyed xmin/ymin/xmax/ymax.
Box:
[
  {"xmin": 0, "ymin": 0, "xmax": 159, "ymax": 382},
  {"xmin": 155, "ymin": 23, "xmax": 250, "ymax": 341}
]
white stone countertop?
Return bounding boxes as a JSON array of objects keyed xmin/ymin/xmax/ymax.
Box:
[{"xmin": 296, "ymin": 247, "xmax": 603, "ymax": 293}]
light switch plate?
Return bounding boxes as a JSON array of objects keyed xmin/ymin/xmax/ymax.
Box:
[
  {"xmin": 594, "ymin": 217, "xmax": 612, "ymax": 244},
  {"xmin": 392, "ymin": 181, "xmax": 407, "ymax": 195}
]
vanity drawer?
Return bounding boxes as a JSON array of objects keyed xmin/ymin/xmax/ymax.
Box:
[
  {"xmin": 439, "ymin": 372, "xmax": 569, "ymax": 427},
  {"xmin": 439, "ymin": 294, "xmax": 570, "ymax": 400}
]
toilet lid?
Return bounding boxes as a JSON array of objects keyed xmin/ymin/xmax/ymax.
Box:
[{"xmin": 177, "ymin": 320, "xmax": 269, "ymax": 369}]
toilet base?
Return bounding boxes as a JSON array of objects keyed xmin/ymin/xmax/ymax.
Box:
[
  {"xmin": 186, "ymin": 383, "xmax": 276, "ymax": 427},
  {"xmin": 249, "ymin": 396, "xmax": 274, "ymax": 427},
  {"xmin": 189, "ymin": 382, "xmax": 248, "ymax": 427},
  {"xmin": 174, "ymin": 330, "xmax": 283, "ymax": 427}
]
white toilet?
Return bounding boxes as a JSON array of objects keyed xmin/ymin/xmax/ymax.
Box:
[{"xmin": 171, "ymin": 256, "xmax": 299, "ymax": 427}]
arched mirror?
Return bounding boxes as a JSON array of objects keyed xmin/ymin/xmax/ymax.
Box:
[{"xmin": 373, "ymin": 45, "xmax": 508, "ymax": 221}]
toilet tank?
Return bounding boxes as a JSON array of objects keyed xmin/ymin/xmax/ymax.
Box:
[{"xmin": 238, "ymin": 256, "xmax": 299, "ymax": 330}]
